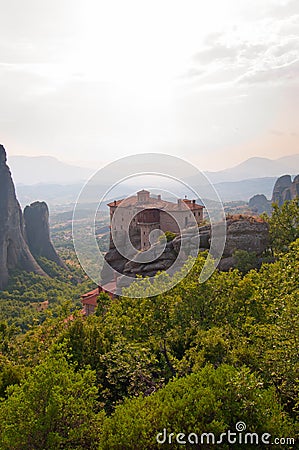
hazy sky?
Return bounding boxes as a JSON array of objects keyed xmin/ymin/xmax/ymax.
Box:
[{"xmin": 0, "ymin": 0, "xmax": 298, "ymax": 170}]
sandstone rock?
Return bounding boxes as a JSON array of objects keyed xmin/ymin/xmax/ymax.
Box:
[
  {"xmin": 290, "ymin": 175, "xmax": 299, "ymax": 199},
  {"xmin": 272, "ymin": 175, "xmax": 292, "ymax": 206},
  {"xmin": 172, "ymin": 236, "xmax": 181, "ymax": 254},
  {"xmin": 223, "ymin": 218, "xmax": 269, "ymax": 257},
  {"xmin": 0, "ymin": 145, "xmax": 46, "ymax": 289},
  {"xmin": 248, "ymin": 194, "xmax": 271, "ymax": 215},
  {"xmin": 198, "ymin": 232, "xmax": 210, "ymax": 249},
  {"xmin": 24, "ymin": 201, "xmax": 67, "ymax": 269},
  {"xmin": 122, "ymin": 239, "xmax": 177, "ymax": 275},
  {"xmin": 103, "ymin": 215, "xmax": 270, "ymax": 288},
  {"xmin": 217, "ymin": 256, "xmax": 235, "ymax": 271},
  {"xmin": 101, "ymin": 248, "xmax": 129, "ymax": 283}
]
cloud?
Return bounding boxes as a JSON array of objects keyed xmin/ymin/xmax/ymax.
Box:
[
  {"xmin": 182, "ymin": 11, "xmax": 299, "ymax": 89},
  {"xmin": 194, "ymin": 44, "xmax": 238, "ymax": 64},
  {"xmin": 237, "ymin": 58, "xmax": 299, "ymax": 85},
  {"xmin": 265, "ymin": 0, "xmax": 299, "ymax": 19},
  {"xmin": 179, "ymin": 67, "xmax": 205, "ymax": 80},
  {"xmin": 202, "ymin": 32, "xmax": 224, "ymax": 46}
]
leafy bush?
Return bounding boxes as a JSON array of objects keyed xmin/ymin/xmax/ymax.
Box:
[
  {"xmin": 100, "ymin": 364, "xmax": 295, "ymax": 449},
  {"xmin": 262, "ymin": 198, "xmax": 299, "ymax": 254},
  {"xmin": 164, "ymin": 231, "xmax": 176, "ymax": 242},
  {"xmin": 233, "ymin": 249, "xmax": 258, "ymax": 274},
  {"xmin": 0, "ymin": 351, "xmax": 103, "ymax": 450}
]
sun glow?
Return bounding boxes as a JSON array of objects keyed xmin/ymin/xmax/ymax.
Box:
[{"xmin": 69, "ymin": 1, "xmax": 235, "ymax": 97}]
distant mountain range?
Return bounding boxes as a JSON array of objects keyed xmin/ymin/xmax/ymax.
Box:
[
  {"xmin": 8, "ymin": 155, "xmax": 93, "ymax": 185},
  {"xmin": 8, "ymin": 153, "xmax": 299, "ymax": 186},
  {"xmin": 205, "ymin": 154, "xmax": 299, "ymax": 183},
  {"xmin": 16, "ymin": 177, "xmax": 277, "ymax": 207},
  {"xmin": 9, "ymin": 153, "xmax": 299, "ymax": 205},
  {"xmin": 211, "ymin": 177, "xmax": 277, "ymax": 202}
]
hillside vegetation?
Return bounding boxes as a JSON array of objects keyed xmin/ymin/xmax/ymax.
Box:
[{"xmin": 0, "ymin": 200, "xmax": 298, "ymax": 449}]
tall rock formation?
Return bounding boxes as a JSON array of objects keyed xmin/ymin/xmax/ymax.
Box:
[
  {"xmin": 248, "ymin": 194, "xmax": 271, "ymax": 215},
  {"xmin": 0, "ymin": 145, "xmax": 46, "ymax": 289},
  {"xmin": 272, "ymin": 174, "xmax": 299, "ymax": 206},
  {"xmin": 24, "ymin": 201, "xmax": 67, "ymax": 269}
]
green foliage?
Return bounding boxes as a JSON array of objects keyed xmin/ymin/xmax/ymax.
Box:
[
  {"xmin": 0, "ymin": 268, "xmax": 93, "ymax": 332},
  {"xmin": 100, "ymin": 364, "xmax": 295, "ymax": 449},
  {"xmin": 96, "ymin": 292, "xmax": 111, "ymax": 316},
  {"xmin": 233, "ymin": 249, "xmax": 258, "ymax": 274},
  {"xmin": 158, "ymin": 231, "xmax": 177, "ymax": 244},
  {"xmin": 0, "ymin": 223, "xmax": 298, "ymax": 448},
  {"xmin": 0, "ymin": 355, "xmax": 23, "ymax": 399},
  {"xmin": 36, "ymin": 256, "xmax": 78, "ymax": 284},
  {"xmin": 164, "ymin": 231, "xmax": 176, "ymax": 242},
  {"xmin": 0, "ymin": 351, "xmax": 103, "ymax": 450},
  {"xmin": 263, "ymin": 198, "xmax": 299, "ymax": 254}
]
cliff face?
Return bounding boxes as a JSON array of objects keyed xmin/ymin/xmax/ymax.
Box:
[
  {"xmin": 248, "ymin": 174, "xmax": 299, "ymax": 214},
  {"xmin": 0, "ymin": 145, "xmax": 46, "ymax": 289},
  {"xmin": 272, "ymin": 175, "xmax": 299, "ymax": 206},
  {"xmin": 24, "ymin": 201, "xmax": 67, "ymax": 269},
  {"xmin": 222, "ymin": 217, "xmax": 269, "ymax": 257},
  {"xmin": 103, "ymin": 216, "xmax": 269, "ymax": 290}
]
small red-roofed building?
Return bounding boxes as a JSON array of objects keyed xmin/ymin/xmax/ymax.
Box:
[{"xmin": 81, "ymin": 283, "xmax": 116, "ymax": 316}]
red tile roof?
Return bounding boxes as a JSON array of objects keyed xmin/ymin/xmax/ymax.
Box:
[
  {"xmin": 81, "ymin": 288, "xmax": 99, "ymax": 306},
  {"xmin": 81, "ymin": 288, "xmax": 99, "ymax": 299},
  {"xmin": 182, "ymin": 199, "xmax": 204, "ymax": 210},
  {"xmin": 107, "ymin": 195, "xmax": 204, "ymax": 211},
  {"xmin": 81, "ymin": 283, "xmax": 116, "ymax": 307}
]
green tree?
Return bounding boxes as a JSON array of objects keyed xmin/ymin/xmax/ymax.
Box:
[
  {"xmin": 96, "ymin": 292, "xmax": 111, "ymax": 316},
  {"xmin": 263, "ymin": 199, "xmax": 299, "ymax": 254},
  {"xmin": 164, "ymin": 231, "xmax": 176, "ymax": 242},
  {"xmin": 99, "ymin": 364, "xmax": 295, "ymax": 449},
  {"xmin": 0, "ymin": 351, "xmax": 103, "ymax": 450},
  {"xmin": 233, "ymin": 249, "xmax": 258, "ymax": 274}
]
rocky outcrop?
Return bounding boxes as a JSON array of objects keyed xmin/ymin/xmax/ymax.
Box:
[
  {"xmin": 0, "ymin": 145, "xmax": 46, "ymax": 289},
  {"xmin": 248, "ymin": 174, "xmax": 298, "ymax": 214},
  {"xmin": 24, "ymin": 201, "xmax": 67, "ymax": 269},
  {"xmin": 248, "ymin": 194, "xmax": 271, "ymax": 215},
  {"xmin": 272, "ymin": 174, "xmax": 299, "ymax": 206},
  {"xmin": 103, "ymin": 216, "xmax": 270, "ymax": 290},
  {"xmin": 122, "ymin": 243, "xmax": 180, "ymax": 279},
  {"xmin": 222, "ymin": 217, "xmax": 269, "ymax": 257},
  {"xmin": 101, "ymin": 248, "xmax": 129, "ymax": 284}
]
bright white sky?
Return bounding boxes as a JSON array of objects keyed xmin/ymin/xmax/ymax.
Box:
[{"xmin": 0, "ymin": 0, "xmax": 298, "ymax": 170}]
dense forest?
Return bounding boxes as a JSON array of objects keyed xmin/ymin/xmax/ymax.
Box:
[{"xmin": 0, "ymin": 200, "xmax": 298, "ymax": 449}]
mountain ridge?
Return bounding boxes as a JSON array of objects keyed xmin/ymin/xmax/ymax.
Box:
[
  {"xmin": 9, "ymin": 153, "xmax": 299, "ymax": 186},
  {"xmin": 8, "ymin": 155, "xmax": 94, "ymax": 185},
  {"xmin": 205, "ymin": 154, "xmax": 299, "ymax": 183}
]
